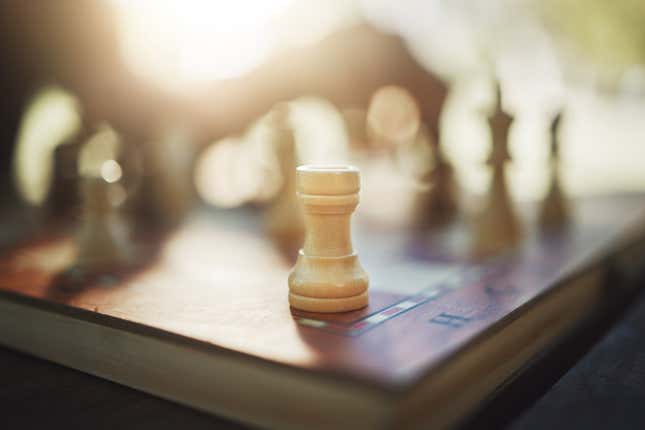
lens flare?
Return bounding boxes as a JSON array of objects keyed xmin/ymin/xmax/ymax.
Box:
[{"xmin": 100, "ymin": 160, "xmax": 123, "ymax": 183}]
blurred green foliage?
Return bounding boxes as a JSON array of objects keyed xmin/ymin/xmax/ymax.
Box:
[{"xmin": 543, "ymin": 0, "xmax": 645, "ymax": 77}]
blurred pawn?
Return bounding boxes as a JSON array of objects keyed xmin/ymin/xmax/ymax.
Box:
[
  {"xmin": 70, "ymin": 127, "xmax": 136, "ymax": 280},
  {"xmin": 409, "ymin": 125, "xmax": 459, "ymax": 229},
  {"xmin": 539, "ymin": 112, "xmax": 569, "ymax": 230},
  {"xmin": 263, "ymin": 104, "xmax": 304, "ymax": 259},
  {"xmin": 359, "ymin": 86, "xmax": 424, "ymax": 226},
  {"xmin": 473, "ymin": 85, "xmax": 521, "ymax": 256},
  {"xmin": 74, "ymin": 175, "xmax": 134, "ymax": 272}
]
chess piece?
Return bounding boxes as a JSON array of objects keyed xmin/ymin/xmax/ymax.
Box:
[
  {"xmin": 413, "ymin": 126, "xmax": 458, "ymax": 228},
  {"xmin": 473, "ymin": 85, "xmax": 520, "ymax": 256},
  {"xmin": 539, "ymin": 112, "xmax": 569, "ymax": 230},
  {"xmin": 141, "ymin": 127, "xmax": 196, "ymax": 227},
  {"xmin": 264, "ymin": 105, "xmax": 305, "ymax": 258},
  {"xmin": 46, "ymin": 126, "xmax": 89, "ymax": 217},
  {"xmin": 288, "ymin": 165, "xmax": 369, "ymax": 313},
  {"xmin": 73, "ymin": 126, "xmax": 135, "ymax": 274},
  {"xmin": 75, "ymin": 176, "xmax": 134, "ymax": 271}
]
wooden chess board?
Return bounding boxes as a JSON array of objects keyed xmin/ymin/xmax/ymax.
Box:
[{"xmin": 1, "ymin": 194, "xmax": 645, "ymax": 429}]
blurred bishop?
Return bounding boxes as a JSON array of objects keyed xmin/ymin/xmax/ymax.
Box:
[
  {"xmin": 539, "ymin": 112, "xmax": 570, "ymax": 230},
  {"xmin": 473, "ymin": 84, "xmax": 521, "ymax": 256}
]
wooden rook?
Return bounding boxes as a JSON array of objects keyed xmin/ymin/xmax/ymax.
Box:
[{"xmin": 288, "ymin": 165, "xmax": 369, "ymax": 313}]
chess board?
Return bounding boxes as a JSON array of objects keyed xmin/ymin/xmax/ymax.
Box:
[{"xmin": 1, "ymin": 194, "xmax": 645, "ymax": 430}]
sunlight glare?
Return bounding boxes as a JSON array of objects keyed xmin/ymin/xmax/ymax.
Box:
[{"xmin": 110, "ymin": 0, "xmax": 292, "ymax": 91}]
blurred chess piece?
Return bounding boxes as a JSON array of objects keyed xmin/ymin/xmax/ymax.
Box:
[
  {"xmin": 75, "ymin": 176, "xmax": 134, "ymax": 271},
  {"xmin": 46, "ymin": 123, "xmax": 92, "ymax": 218},
  {"xmin": 140, "ymin": 126, "xmax": 196, "ymax": 228},
  {"xmin": 473, "ymin": 85, "xmax": 521, "ymax": 256},
  {"xmin": 411, "ymin": 125, "xmax": 458, "ymax": 229},
  {"xmin": 72, "ymin": 126, "xmax": 135, "ymax": 276},
  {"xmin": 539, "ymin": 112, "xmax": 570, "ymax": 230},
  {"xmin": 264, "ymin": 105, "xmax": 305, "ymax": 258},
  {"xmin": 360, "ymin": 86, "xmax": 428, "ymax": 227}
]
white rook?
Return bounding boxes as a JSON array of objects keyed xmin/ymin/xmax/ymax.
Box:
[{"xmin": 288, "ymin": 165, "xmax": 369, "ymax": 313}]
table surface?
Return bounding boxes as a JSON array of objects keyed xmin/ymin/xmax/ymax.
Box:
[{"xmin": 508, "ymin": 290, "xmax": 645, "ymax": 430}]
